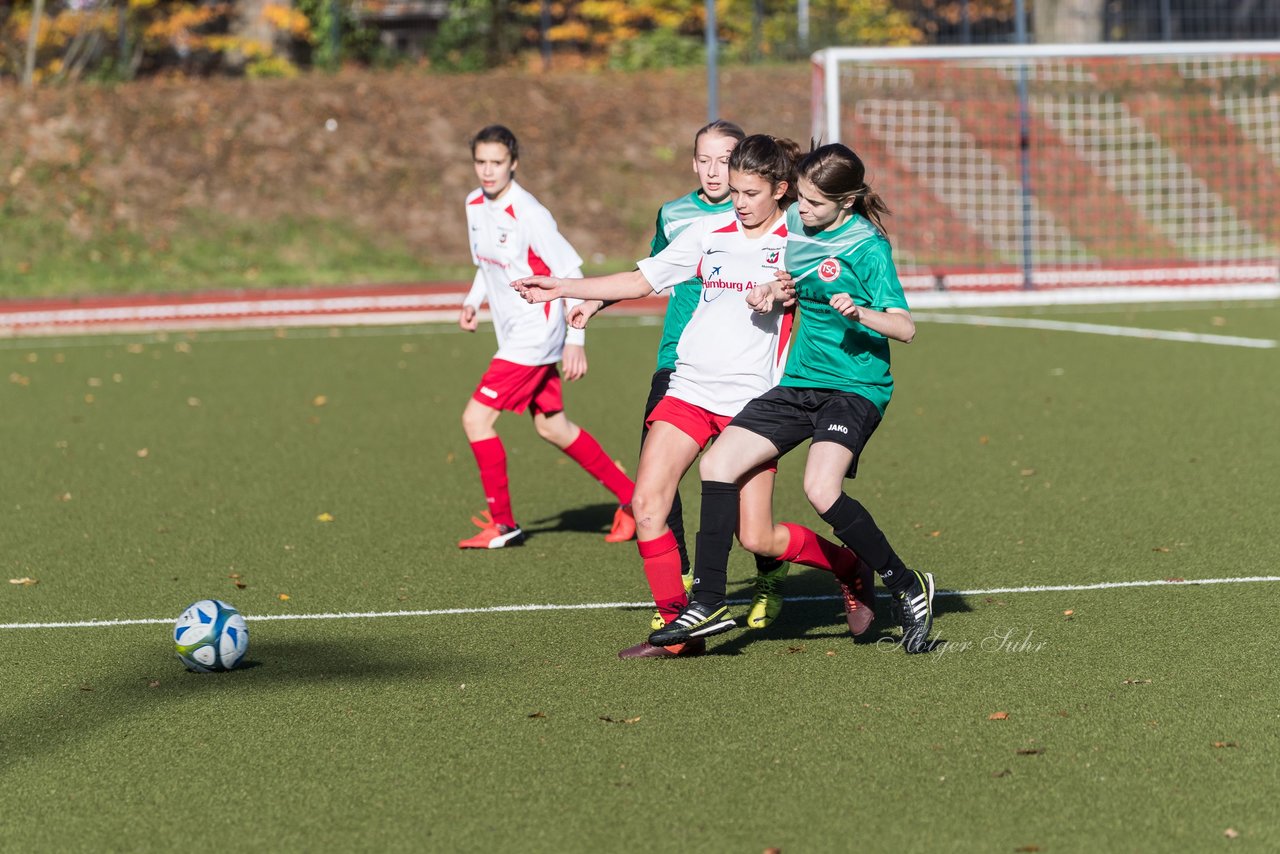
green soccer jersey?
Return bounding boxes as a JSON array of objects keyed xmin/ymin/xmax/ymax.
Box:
[
  {"xmin": 649, "ymin": 190, "xmax": 735, "ymax": 371},
  {"xmin": 780, "ymin": 206, "xmax": 910, "ymax": 414}
]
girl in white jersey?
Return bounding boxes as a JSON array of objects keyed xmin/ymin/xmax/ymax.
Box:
[
  {"xmin": 650, "ymin": 143, "xmax": 936, "ymax": 655},
  {"xmin": 568, "ymin": 121, "xmax": 804, "ymax": 633},
  {"xmin": 457, "ymin": 125, "xmax": 636, "ymax": 550},
  {"xmin": 515, "ymin": 136, "xmax": 873, "ymax": 659}
]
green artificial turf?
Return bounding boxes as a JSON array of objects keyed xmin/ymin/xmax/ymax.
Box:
[{"xmin": 1, "ymin": 303, "xmax": 1277, "ymax": 851}]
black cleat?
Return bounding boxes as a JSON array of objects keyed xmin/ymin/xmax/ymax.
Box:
[
  {"xmin": 648, "ymin": 601, "xmax": 736, "ymax": 646},
  {"xmin": 891, "ymin": 570, "xmax": 935, "ymax": 653}
]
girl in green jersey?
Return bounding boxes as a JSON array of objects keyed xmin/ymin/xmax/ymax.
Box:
[{"xmin": 650, "ymin": 143, "xmax": 937, "ymax": 654}]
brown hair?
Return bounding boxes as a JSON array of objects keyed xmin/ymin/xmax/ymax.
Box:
[
  {"xmin": 798, "ymin": 143, "xmax": 891, "ymax": 234},
  {"xmin": 693, "ymin": 119, "xmax": 746, "ymax": 150},
  {"xmin": 470, "ymin": 124, "xmax": 519, "ymax": 161},
  {"xmin": 728, "ymin": 134, "xmax": 801, "ymax": 205}
]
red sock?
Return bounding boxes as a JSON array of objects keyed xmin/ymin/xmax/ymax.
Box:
[
  {"xmin": 562, "ymin": 429, "xmax": 635, "ymax": 504},
  {"xmin": 468, "ymin": 437, "xmax": 516, "ymax": 528},
  {"xmin": 780, "ymin": 522, "xmax": 857, "ymax": 581},
  {"xmin": 639, "ymin": 531, "xmax": 685, "ymax": 624}
]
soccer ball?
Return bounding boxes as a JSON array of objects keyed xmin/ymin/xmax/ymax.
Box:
[{"xmin": 173, "ymin": 599, "xmax": 249, "ymax": 672}]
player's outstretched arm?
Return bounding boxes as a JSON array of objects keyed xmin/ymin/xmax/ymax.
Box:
[{"xmin": 512, "ymin": 270, "xmax": 652, "ymax": 304}]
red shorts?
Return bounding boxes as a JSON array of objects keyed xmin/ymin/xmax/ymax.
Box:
[
  {"xmin": 646, "ymin": 396, "xmax": 778, "ymax": 472},
  {"xmin": 472, "ymin": 358, "xmax": 563, "ymax": 415},
  {"xmin": 647, "ymin": 396, "xmax": 732, "ymax": 449}
]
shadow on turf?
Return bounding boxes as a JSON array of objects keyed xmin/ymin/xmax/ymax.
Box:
[
  {"xmin": 704, "ymin": 568, "xmax": 972, "ymax": 656},
  {"xmin": 522, "ymin": 502, "xmax": 618, "ymax": 537},
  {"xmin": 0, "ymin": 638, "xmax": 457, "ymax": 771}
]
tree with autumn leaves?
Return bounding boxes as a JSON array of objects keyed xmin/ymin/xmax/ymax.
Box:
[{"xmin": 0, "ymin": 0, "xmax": 1015, "ymax": 81}]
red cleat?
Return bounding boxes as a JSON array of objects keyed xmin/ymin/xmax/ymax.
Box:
[
  {"xmin": 458, "ymin": 510, "xmax": 525, "ymax": 549},
  {"xmin": 840, "ymin": 556, "xmax": 877, "ymax": 636},
  {"xmin": 604, "ymin": 503, "xmax": 636, "ymax": 543},
  {"xmin": 617, "ymin": 638, "xmax": 705, "ymax": 659}
]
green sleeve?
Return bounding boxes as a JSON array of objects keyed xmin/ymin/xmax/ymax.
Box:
[{"xmin": 648, "ymin": 208, "xmax": 668, "ymax": 258}]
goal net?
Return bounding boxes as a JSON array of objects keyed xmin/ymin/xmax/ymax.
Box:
[{"xmin": 811, "ymin": 42, "xmax": 1280, "ymax": 296}]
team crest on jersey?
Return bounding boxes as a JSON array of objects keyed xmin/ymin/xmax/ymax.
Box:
[
  {"xmin": 817, "ymin": 258, "xmax": 841, "ymax": 282},
  {"xmin": 497, "ymin": 231, "xmax": 510, "ymax": 245},
  {"xmin": 765, "ymin": 249, "xmax": 781, "ymax": 265}
]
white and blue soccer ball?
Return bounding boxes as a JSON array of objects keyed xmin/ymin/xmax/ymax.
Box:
[{"xmin": 173, "ymin": 599, "xmax": 249, "ymax": 672}]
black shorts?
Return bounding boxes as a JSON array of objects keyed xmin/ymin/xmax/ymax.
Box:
[{"xmin": 729, "ymin": 386, "xmax": 882, "ymax": 478}]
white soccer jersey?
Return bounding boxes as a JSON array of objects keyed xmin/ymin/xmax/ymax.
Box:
[
  {"xmin": 463, "ymin": 181, "xmax": 585, "ymax": 366},
  {"xmin": 636, "ymin": 210, "xmax": 793, "ymax": 417}
]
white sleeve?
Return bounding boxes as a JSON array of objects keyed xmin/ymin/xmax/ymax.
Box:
[
  {"xmin": 463, "ymin": 268, "xmax": 486, "ymax": 311},
  {"xmin": 528, "ymin": 208, "xmax": 585, "ymax": 277},
  {"xmin": 635, "ymin": 220, "xmax": 704, "ymax": 294},
  {"xmin": 562, "ymin": 269, "xmax": 586, "ymax": 346}
]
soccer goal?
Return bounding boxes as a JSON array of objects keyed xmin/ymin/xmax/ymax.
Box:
[{"xmin": 811, "ymin": 42, "xmax": 1280, "ymax": 297}]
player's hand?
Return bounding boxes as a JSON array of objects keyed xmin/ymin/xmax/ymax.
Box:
[
  {"xmin": 561, "ymin": 344, "xmax": 588, "ymax": 381},
  {"xmin": 567, "ymin": 300, "xmax": 603, "ymax": 330},
  {"xmin": 772, "ymin": 271, "xmax": 797, "ymax": 307},
  {"xmin": 746, "ymin": 284, "xmax": 775, "ymax": 314},
  {"xmin": 830, "ymin": 293, "xmax": 861, "ymax": 321},
  {"xmin": 511, "ymin": 276, "xmax": 561, "ymax": 303},
  {"xmin": 458, "ymin": 305, "xmax": 478, "ymax": 332}
]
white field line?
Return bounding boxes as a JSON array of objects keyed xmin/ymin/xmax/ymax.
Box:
[
  {"xmin": 3, "ymin": 575, "xmax": 1278, "ymax": 631},
  {"xmin": 915, "ymin": 312, "xmax": 1278, "ymax": 348}
]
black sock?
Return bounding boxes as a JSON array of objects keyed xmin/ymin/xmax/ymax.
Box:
[
  {"xmin": 691, "ymin": 481, "xmax": 739, "ymax": 606},
  {"xmin": 667, "ymin": 488, "xmax": 691, "ymax": 575},
  {"xmin": 819, "ymin": 493, "xmax": 911, "ymax": 591},
  {"xmin": 754, "ymin": 553, "xmax": 784, "ymax": 574}
]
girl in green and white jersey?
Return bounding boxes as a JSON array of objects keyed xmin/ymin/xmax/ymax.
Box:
[{"xmin": 650, "ymin": 143, "xmax": 937, "ymax": 654}]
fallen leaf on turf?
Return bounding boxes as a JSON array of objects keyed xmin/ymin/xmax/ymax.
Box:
[
  {"xmin": 233, "ymin": 581, "xmax": 247, "ymax": 590},
  {"xmin": 988, "ymin": 712, "xmax": 1009, "ymax": 721},
  {"xmin": 1211, "ymin": 316, "xmax": 1227, "ymax": 327},
  {"xmin": 1123, "ymin": 679, "xmax": 1151, "ymax": 685},
  {"xmin": 599, "ymin": 715, "xmax": 641, "ymax": 724},
  {"xmin": 1020, "ymin": 468, "xmax": 1036, "ymax": 477},
  {"xmin": 9, "ymin": 577, "xmax": 38, "ymax": 586},
  {"xmin": 991, "ymin": 769, "xmax": 1012, "ymax": 778},
  {"xmin": 136, "ymin": 448, "xmax": 149, "ymax": 458},
  {"xmin": 1224, "ymin": 828, "xmax": 1240, "ymax": 839},
  {"xmin": 764, "ymin": 849, "xmax": 781, "ymax": 854},
  {"xmin": 9, "ymin": 372, "xmax": 30, "ymax": 386},
  {"xmin": 316, "ymin": 512, "xmax": 334, "ymax": 522},
  {"xmin": 786, "ymin": 645, "xmax": 806, "ymax": 654},
  {"xmin": 1016, "ymin": 748, "xmax": 1044, "ymax": 756},
  {"xmin": 187, "ymin": 397, "xmax": 201, "ymax": 407},
  {"xmin": 228, "ymin": 572, "xmax": 242, "ymax": 579},
  {"xmin": 930, "ymin": 530, "xmax": 941, "ymax": 537},
  {"xmin": 825, "ymin": 650, "xmax": 837, "ymax": 656},
  {"xmin": 126, "ymin": 343, "xmax": 144, "ymax": 354},
  {"xmin": 1063, "ymin": 610, "xmax": 1074, "ymax": 616},
  {"xmin": 1153, "ymin": 546, "xmax": 1171, "ymax": 553},
  {"xmin": 979, "ymin": 435, "xmax": 989, "ymax": 445},
  {"xmin": 528, "ymin": 712, "xmax": 546, "ymax": 719},
  {"xmin": 1212, "ymin": 741, "xmax": 1239, "ymax": 749},
  {"xmin": 278, "ymin": 593, "xmax": 290, "ymax": 601},
  {"xmin": 79, "ymin": 684, "xmax": 93, "ymax": 691},
  {"xmin": 147, "ymin": 680, "xmax": 160, "ymax": 688},
  {"xmin": 312, "ymin": 395, "xmax": 328, "ymax": 407}
]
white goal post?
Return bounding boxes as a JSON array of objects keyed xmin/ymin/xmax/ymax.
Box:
[{"xmin": 810, "ymin": 41, "xmax": 1280, "ymax": 296}]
